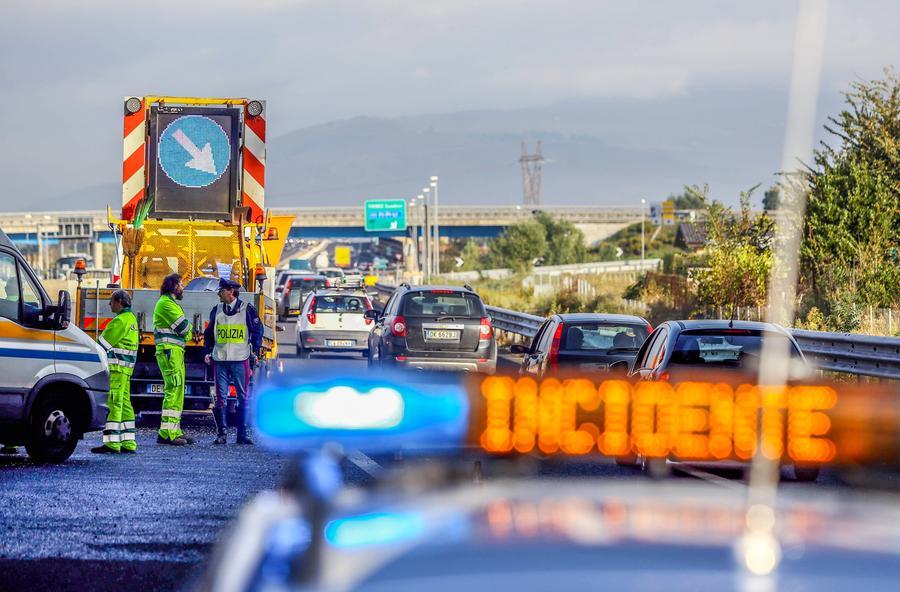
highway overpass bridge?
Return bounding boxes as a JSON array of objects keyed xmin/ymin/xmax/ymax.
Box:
[{"xmin": 0, "ymin": 205, "xmax": 642, "ymax": 246}]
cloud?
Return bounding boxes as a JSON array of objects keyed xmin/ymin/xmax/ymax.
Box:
[{"xmin": 0, "ymin": 0, "xmax": 897, "ymax": 207}]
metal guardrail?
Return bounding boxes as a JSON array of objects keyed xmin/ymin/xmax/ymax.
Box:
[
  {"xmin": 485, "ymin": 306, "xmax": 544, "ymax": 338},
  {"xmin": 791, "ymin": 330, "xmax": 900, "ymax": 380},
  {"xmin": 482, "ymin": 304, "xmax": 900, "ymax": 380}
]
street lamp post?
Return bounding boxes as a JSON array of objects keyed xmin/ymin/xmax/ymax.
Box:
[
  {"xmin": 421, "ymin": 189, "xmax": 431, "ymax": 281},
  {"xmin": 430, "ymin": 176, "xmax": 439, "ymax": 276},
  {"xmin": 408, "ymin": 199, "xmax": 419, "ymax": 275},
  {"xmin": 640, "ymin": 198, "xmax": 646, "ymax": 266}
]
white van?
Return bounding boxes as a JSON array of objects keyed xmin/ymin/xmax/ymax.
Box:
[{"xmin": 0, "ymin": 229, "xmax": 109, "ymax": 463}]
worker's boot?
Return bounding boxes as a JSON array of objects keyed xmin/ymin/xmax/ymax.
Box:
[
  {"xmin": 235, "ymin": 404, "xmax": 254, "ymax": 445},
  {"xmin": 213, "ymin": 406, "xmax": 227, "ymax": 445}
]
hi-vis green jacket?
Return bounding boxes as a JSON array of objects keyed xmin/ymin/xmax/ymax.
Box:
[
  {"xmin": 153, "ymin": 294, "xmax": 192, "ymax": 349},
  {"xmin": 99, "ymin": 309, "xmax": 139, "ymax": 373}
]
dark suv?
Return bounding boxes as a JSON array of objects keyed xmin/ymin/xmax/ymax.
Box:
[{"xmin": 366, "ymin": 285, "xmax": 497, "ymax": 374}]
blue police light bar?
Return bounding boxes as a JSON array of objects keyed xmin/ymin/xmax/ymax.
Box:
[{"xmin": 253, "ymin": 373, "xmax": 470, "ymax": 453}]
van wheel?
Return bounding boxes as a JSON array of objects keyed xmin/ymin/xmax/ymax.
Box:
[{"xmin": 25, "ymin": 393, "xmax": 80, "ymax": 463}]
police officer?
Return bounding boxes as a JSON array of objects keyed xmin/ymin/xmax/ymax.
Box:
[
  {"xmin": 204, "ymin": 278, "xmax": 262, "ymax": 445},
  {"xmin": 155, "ymin": 273, "xmax": 193, "ymax": 446},
  {"xmin": 91, "ymin": 289, "xmax": 139, "ymax": 454}
]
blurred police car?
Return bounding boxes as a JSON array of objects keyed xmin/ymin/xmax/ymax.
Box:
[{"xmin": 197, "ymin": 372, "xmax": 900, "ymax": 592}]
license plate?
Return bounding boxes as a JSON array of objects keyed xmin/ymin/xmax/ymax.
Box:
[
  {"xmin": 327, "ymin": 340, "xmax": 354, "ymax": 347},
  {"xmin": 425, "ymin": 329, "xmax": 460, "ymax": 341},
  {"xmin": 148, "ymin": 384, "xmax": 164, "ymax": 394}
]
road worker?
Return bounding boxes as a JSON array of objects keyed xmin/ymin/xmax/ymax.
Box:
[
  {"xmin": 204, "ymin": 278, "xmax": 262, "ymax": 445},
  {"xmin": 154, "ymin": 273, "xmax": 193, "ymax": 445},
  {"xmin": 91, "ymin": 289, "xmax": 139, "ymax": 454}
]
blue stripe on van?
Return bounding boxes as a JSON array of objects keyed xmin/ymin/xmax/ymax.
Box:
[{"xmin": 0, "ymin": 348, "xmax": 101, "ymax": 363}]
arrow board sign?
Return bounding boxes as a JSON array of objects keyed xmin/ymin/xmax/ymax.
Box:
[
  {"xmin": 159, "ymin": 115, "xmax": 230, "ymax": 187},
  {"xmin": 149, "ymin": 105, "xmax": 241, "ymax": 219}
]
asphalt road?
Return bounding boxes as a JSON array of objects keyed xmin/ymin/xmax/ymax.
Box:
[{"xmin": 0, "ymin": 322, "xmax": 883, "ymax": 592}]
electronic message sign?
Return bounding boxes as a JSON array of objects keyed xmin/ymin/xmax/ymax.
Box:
[{"xmin": 148, "ymin": 105, "xmax": 240, "ymax": 219}]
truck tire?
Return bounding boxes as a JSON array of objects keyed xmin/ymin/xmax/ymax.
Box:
[{"xmin": 25, "ymin": 392, "xmax": 81, "ymax": 464}]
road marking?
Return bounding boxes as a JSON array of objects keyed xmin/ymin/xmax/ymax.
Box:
[{"xmin": 346, "ymin": 450, "xmax": 382, "ymax": 477}]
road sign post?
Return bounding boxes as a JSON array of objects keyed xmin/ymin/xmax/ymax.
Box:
[{"xmin": 364, "ymin": 200, "xmax": 407, "ymax": 232}]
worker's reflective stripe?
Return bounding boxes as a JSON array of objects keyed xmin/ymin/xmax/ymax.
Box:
[
  {"xmin": 120, "ymin": 432, "xmax": 136, "ymax": 442},
  {"xmin": 160, "ymin": 422, "xmax": 179, "ymax": 431},
  {"xmin": 155, "ymin": 327, "xmax": 186, "ymax": 345},
  {"xmin": 170, "ymin": 315, "xmax": 187, "ymax": 331},
  {"xmin": 99, "ymin": 335, "xmax": 113, "ymax": 351},
  {"xmin": 155, "ymin": 334, "xmax": 186, "ymax": 346},
  {"xmin": 103, "ymin": 432, "xmax": 122, "ymax": 443},
  {"xmin": 109, "ymin": 358, "xmax": 136, "ymax": 369},
  {"xmin": 110, "ymin": 347, "xmax": 137, "ymax": 356},
  {"xmin": 161, "ymin": 409, "xmax": 180, "ymax": 418},
  {"xmin": 122, "ymin": 421, "xmax": 136, "ymax": 430}
]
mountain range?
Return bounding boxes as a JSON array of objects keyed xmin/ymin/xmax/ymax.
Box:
[{"xmin": 34, "ymin": 87, "xmax": 843, "ymax": 211}]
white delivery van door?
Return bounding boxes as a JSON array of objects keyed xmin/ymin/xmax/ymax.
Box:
[{"xmin": 0, "ymin": 253, "xmax": 54, "ymax": 417}]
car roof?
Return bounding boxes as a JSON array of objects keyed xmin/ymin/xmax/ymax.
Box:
[
  {"xmin": 316, "ymin": 479, "xmax": 900, "ymax": 590},
  {"xmin": 555, "ymin": 313, "xmax": 649, "ymax": 324},
  {"xmin": 313, "ymin": 289, "xmax": 368, "ymax": 297},
  {"xmin": 405, "ymin": 285, "xmax": 477, "ymax": 294},
  {"xmin": 665, "ymin": 319, "xmax": 788, "ymax": 334}
]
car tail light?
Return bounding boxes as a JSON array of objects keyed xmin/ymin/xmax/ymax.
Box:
[
  {"xmin": 647, "ymin": 324, "xmax": 653, "ymax": 334},
  {"xmin": 391, "ymin": 316, "xmax": 407, "ymax": 337},
  {"xmin": 395, "ymin": 355, "xmax": 407, "ymax": 361},
  {"xmin": 658, "ymin": 371, "xmax": 670, "ymax": 382},
  {"xmin": 365, "ymin": 298, "xmax": 374, "ymax": 325},
  {"xmin": 480, "ymin": 317, "xmax": 493, "ymax": 339},
  {"xmin": 548, "ymin": 323, "xmax": 563, "ymax": 370},
  {"xmin": 307, "ymin": 296, "xmax": 317, "ymax": 324}
]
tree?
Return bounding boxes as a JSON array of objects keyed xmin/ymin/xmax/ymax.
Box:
[
  {"xmin": 457, "ymin": 239, "xmax": 485, "ymax": 272},
  {"xmin": 486, "ymin": 221, "xmax": 547, "ymax": 272},
  {"xmin": 670, "ymin": 189, "xmax": 705, "ymax": 210},
  {"xmin": 533, "ymin": 212, "xmax": 587, "ymax": 265},
  {"xmin": 762, "ymin": 185, "xmax": 780, "ymax": 211},
  {"xmin": 690, "ymin": 184, "xmax": 774, "ymax": 315},
  {"xmin": 800, "ymin": 70, "xmax": 900, "ymax": 327}
]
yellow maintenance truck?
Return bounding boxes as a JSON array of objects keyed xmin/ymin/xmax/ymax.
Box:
[{"xmin": 73, "ymin": 95, "xmax": 293, "ymax": 414}]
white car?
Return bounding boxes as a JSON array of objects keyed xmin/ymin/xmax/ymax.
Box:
[{"xmin": 296, "ymin": 289, "xmax": 375, "ymax": 358}]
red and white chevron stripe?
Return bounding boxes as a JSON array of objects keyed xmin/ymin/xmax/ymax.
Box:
[
  {"xmin": 242, "ymin": 101, "xmax": 266, "ymax": 223},
  {"xmin": 121, "ymin": 97, "xmax": 147, "ymax": 221}
]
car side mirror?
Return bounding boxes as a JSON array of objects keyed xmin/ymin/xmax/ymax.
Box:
[
  {"xmin": 54, "ymin": 290, "xmax": 71, "ymax": 330},
  {"xmin": 510, "ymin": 343, "xmax": 528, "ymax": 355},
  {"xmin": 364, "ymin": 309, "xmax": 381, "ymax": 321}
]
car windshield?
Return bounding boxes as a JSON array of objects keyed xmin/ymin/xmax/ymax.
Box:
[
  {"xmin": 185, "ymin": 277, "xmax": 216, "ymax": 291},
  {"xmin": 322, "ymin": 269, "xmax": 344, "ymax": 278},
  {"xmin": 563, "ymin": 323, "xmax": 649, "ymax": 351},
  {"xmin": 313, "ymin": 294, "xmax": 370, "ymax": 313},
  {"xmin": 669, "ymin": 330, "xmax": 803, "ymax": 367},
  {"xmin": 402, "ymin": 292, "xmax": 484, "ymax": 317}
]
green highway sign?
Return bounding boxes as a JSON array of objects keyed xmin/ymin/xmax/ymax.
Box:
[{"xmin": 364, "ymin": 199, "xmax": 407, "ymax": 232}]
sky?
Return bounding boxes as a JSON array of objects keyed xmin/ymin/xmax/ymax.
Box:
[{"xmin": 0, "ymin": 0, "xmax": 897, "ymax": 210}]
